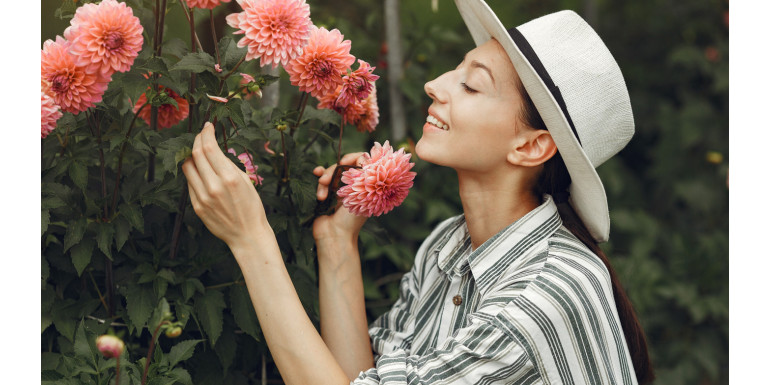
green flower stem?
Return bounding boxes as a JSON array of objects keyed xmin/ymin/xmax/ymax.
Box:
[
  {"xmin": 115, "ymin": 354, "xmax": 121, "ymax": 385},
  {"xmin": 142, "ymin": 320, "xmax": 170, "ymax": 385},
  {"xmin": 210, "ymin": 9, "xmax": 221, "ymax": 66},
  {"xmin": 179, "ymin": 2, "xmax": 204, "ymax": 52},
  {"xmin": 337, "ymin": 114, "xmax": 345, "ymax": 165},
  {"xmin": 205, "ymin": 280, "xmax": 243, "ymax": 290},
  {"xmin": 280, "ymin": 130, "xmax": 289, "ymax": 181},
  {"xmin": 87, "ymin": 270, "xmax": 110, "ymax": 315},
  {"xmin": 188, "ymin": 6, "xmax": 197, "ymax": 134},
  {"xmin": 290, "ymin": 92, "xmax": 310, "ymax": 136},
  {"xmin": 111, "ymin": 103, "xmax": 148, "ymax": 216}
]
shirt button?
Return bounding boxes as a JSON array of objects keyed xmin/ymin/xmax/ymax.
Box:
[{"xmin": 452, "ymin": 295, "xmax": 463, "ymax": 306}]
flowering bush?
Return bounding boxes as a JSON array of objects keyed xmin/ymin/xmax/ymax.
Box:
[{"xmin": 41, "ymin": 0, "xmax": 412, "ymax": 383}]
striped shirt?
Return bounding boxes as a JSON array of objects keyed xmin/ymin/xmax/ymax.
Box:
[{"xmin": 353, "ymin": 195, "xmax": 638, "ymax": 384}]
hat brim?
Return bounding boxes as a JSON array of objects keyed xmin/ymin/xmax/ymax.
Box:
[{"xmin": 455, "ymin": 0, "xmax": 610, "ymax": 242}]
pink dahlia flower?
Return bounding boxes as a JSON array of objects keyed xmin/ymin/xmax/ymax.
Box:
[
  {"xmin": 96, "ymin": 335, "xmax": 125, "ymax": 358},
  {"xmin": 285, "ymin": 26, "xmax": 355, "ymax": 99},
  {"xmin": 63, "ymin": 0, "xmax": 144, "ymax": 75},
  {"xmin": 318, "ymin": 84, "xmax": 379, "ymax": 132},
  {"xmin": 41, "ymin": 36, "xmax": 111, "ymax": 114},
  {"xmin": 355, "ymin": 88, "xmax": 379, "ymax": 133},
  {"xmin": 184, "ymin": 0, "xmax": 231, "ymax": 9},
  {"xmin": 41, "ymin": 80, "xmax": 63, "ymax": 139},
  {"xmin": 337, "ymin": 141, "xmax": 416, "ymax": 217},
  {"xmin": 228, "ymin": 148, "xmax": 264, "ymax": 185},
  {"xmin": 133, "ymin": 86, "xmax": 190, "ymax": 129},
  {"xmin": 336, "ymin": 60, "xmax": 379, "ymax": 108},
  {"xmin": 226, "ymin": 0, "xmax": 312, "ymax": 69}
]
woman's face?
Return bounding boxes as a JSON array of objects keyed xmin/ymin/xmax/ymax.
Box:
[{"xmin": 416, "ymin": 39, "xmax": 527, "ymax": 173}]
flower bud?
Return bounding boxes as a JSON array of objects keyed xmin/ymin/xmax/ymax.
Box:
[
  {"xmin": 165, "ymin": 326, "xmax": 183, "ymax": 338},
  {"xmin": 275, "ymin": 123, "xmax": 288, "ymax": 132},
  {"xmin": 96, "ymin": 335, "xmax": 125, "ymax": 358}
]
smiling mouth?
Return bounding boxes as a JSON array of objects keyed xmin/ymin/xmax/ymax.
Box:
[{"xmin": 426, "ymin": 114, "xmax": 449, "ymax": 131}]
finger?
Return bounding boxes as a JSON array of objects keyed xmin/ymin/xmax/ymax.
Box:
[
  {"xmin": 313, "ymin": 166, "xmax": 325, "ymax": 176},
  {"xmin": 191, "ymin": 127, "xmax": 218, "ymax": 190},
  {"xmin": 200, "ymin": 122, "xmax": 234, "ymax": 175},
  {"xmin": 339, "ymin": 152, "xmax": 365, "ymax": 166},
  {"xmin": 183, "ymin": 158, "xmax": 207, "ymax": 206}
]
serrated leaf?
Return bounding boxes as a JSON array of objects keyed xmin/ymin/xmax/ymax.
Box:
[
  {"xmin": 63, "ymin": 217, "xmax": 87, "ymax": 252},
  {"xmin": 214, "ymin": 325, "xmax": 236, "ymax": 374},
  {"xmin": 70, "ymin": 238, "xmax": 95, "ymax": 276},
  {"xmin": 194, "ymin": 290, "xmax": 225, "ymax": 346},
  {"xmin": 119, "ymin": 203, "xmax": 144, "ymax": 232},
  {"xmin": 302, "ymin": 106, "xmax": 342, "ymax": 127},
  {"xmin": 164, "ymin": 37, "xmax": 190, "ymax": 59},
  {"xmin": 41, "ymin": 195, "xmax": 67, "ymax": 210},
  {"xmin": 68, "ymin": 161, "xmax": 88, "ymax": 191},
  {"xmin": 96, "ymin": 222, "xmax": 115, "ymax": 260},
  {"xmin": 181, "ymin": 278, "xmax": 204, "ymax": 302},
  {"xmin": 230, "ymin": 285, "xmax": 260, "ymax": 341},
  {"xmin": 167, "ymin": 368, "xmax": 193, "ymax": 385},
  {"xmin": 73, "ymin": 321, "xmax": 97, "ymax": 365},
  {"xmin": 147, "ymin": 377, "xmax": 177, "ymax": 385},
  {"xmin": 157, "ymin": 133, "xmax": 196, "ymax": 177},
  {"xmin": 139, "ymin": 57, "xmax": 170, "ymax": 75},
  {"xmin": 122, "ymin": 72, "xmax": 152, "ymax": 103},
  {"xmin": 51, "ymin": 299, "xmax": 78, "ymax": 342},
  {"xmin": 41, "ymin": 370, "xmax": 64, "ymax": 381},
  {"xmin": 113, "ymin": 216, "xmax": 130, "ymax": 251},
  {"xmin": 171, "ymin": 52, "xmax": 216, "ymax": 74},
  {"xmin": 172, "ymin": 146, "xmax": 193, "ymax": 177},
  {"xmin": 125, "ymin": 285, "xmax": 156, "ymax": 333},
  {"xmin": 166, "ymin": 339, "xmax": 203, "ymax": 368}
]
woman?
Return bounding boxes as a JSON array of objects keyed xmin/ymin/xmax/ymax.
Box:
[{"xmin": 181, "ymin": 1, "xmax": 654, "ymax": 384}]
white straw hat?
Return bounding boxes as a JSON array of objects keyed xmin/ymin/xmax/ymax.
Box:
[{"xmin": 454, "ymin": 0, "xmax": 634, "ymax": 242}]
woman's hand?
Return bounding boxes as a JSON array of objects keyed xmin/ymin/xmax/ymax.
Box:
[
  {"xmin": 182, "ymin": 122, "xmax": 270, "ymax": 253},
  {"xmin": 312, "ymin": 152, "xmax": 367, "ymax": 244}
]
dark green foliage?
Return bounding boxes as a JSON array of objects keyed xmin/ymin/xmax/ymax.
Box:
[{"xmin": 42, "ymin": 0, "xmax": 727, "ymax": 384}]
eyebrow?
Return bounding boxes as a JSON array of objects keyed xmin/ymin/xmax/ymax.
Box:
[{"xmin": 462, "ymin": 53, "xmax": 495, "ymax": 84}]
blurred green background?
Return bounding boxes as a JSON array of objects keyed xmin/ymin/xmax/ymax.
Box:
[{"xmin": 42, "ymin": 0, "xmax": 728, "ymax": 383}]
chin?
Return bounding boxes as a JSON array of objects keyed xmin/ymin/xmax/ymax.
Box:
[{"xmin": 415, "ymin": 138, "xmax": 448, "ymax": 167}]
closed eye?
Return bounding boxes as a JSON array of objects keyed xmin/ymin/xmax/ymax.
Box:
[{"xmin": 461, "ymin": 82, "xmax": 478, "ymax": 94}]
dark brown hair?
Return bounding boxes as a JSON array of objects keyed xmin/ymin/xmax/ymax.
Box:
[{"xmin": 517, "ymin": 79, "xmax": 655, "ymax": 384}]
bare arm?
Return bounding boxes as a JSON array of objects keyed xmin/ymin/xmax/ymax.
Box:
[
  {"xmin": 312, "ymin": 157, "xmax": 375, "ymax": 379},
  {"xmin": 182, "ymin": 122, "xmax": 349, "ymax": 385}
]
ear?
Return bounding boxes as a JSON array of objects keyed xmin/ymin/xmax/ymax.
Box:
[{"xmin": 506, "ymin": 130, "xmax": 558, "ymax": 167}]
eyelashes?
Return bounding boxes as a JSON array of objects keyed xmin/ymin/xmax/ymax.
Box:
[{"xmin": 461, "ymin": 82, "xmax": 478, "ymax": 94}]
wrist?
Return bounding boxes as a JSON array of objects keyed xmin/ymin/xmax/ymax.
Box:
[{"xmin": 228, "ymin": 219, "xmax": 277, "ymax": 265}]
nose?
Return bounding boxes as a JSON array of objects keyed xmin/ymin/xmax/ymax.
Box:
[{"xmin": 424, "ymin": 73, "xmax": 448, "ymax": 103}]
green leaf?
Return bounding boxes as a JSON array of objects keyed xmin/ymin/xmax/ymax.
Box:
[
  {"xmin": 41, "ymin": 195, "xmax": 67, "ymax": 210},
  {"xmin": 157, "ymin": 133, "xmax": 195, "ymax": 177},
  {"xmin": 125, "ymin": 284, "xmax": 156, "ymax": 333},
  {"xmin": 194, "ymin": 290, "xmax": 226, "ymax": 346},
  {"xmin": 42, "ymin": 285, "xmax": 55, "ymax": 333},
  {"xmin": 68, "ymin": 161, "xmax": 88, "ymax": 191},
  {"xmin": 70, "ymin": 238, "xmax": 95, "ymax": 276},
  {"xmin": 230, "ymin": 285, "xmax": 260, "ymax": 341},
  {"xmin": 302, "ymin": 106, "xmax": 341, "ymax": 127},
  {"xmin": 41, "ymin": 370, "xmax": 64, "ymax": 382},
  {"xmin": 167, "ymin": 368, "xmax": 193, "ymax": 385},
  {"xmin": 139, "ymin": 56, "xmax": 170, "ymax": 75},
  {"xmin": 42, "ymin": 209, "xmax": 50, "ymax": 236},
  {"xmin": 164, "ymin": 37, "xmax": 190, "ymax": 59},
  {"xmin": 51, "ymin": 299, "xmax": 78, "ymax": 342},
  {"xmin": 214, "ymin": 325, "xmax": 236, "ymax": 374},
  {"xmin": 113, "ymin": 216, "xmax": 131, "ymax": 252},
  {"xmin": 73, "ymin": 320, "xmax": 97, "ymax": 366},
  {"xmin": 181, "ymin": 278, "xmax": 205, "ymax": 302},
  {"xmin": 119, "ymin": 203, "xmax": 144, "ymax": 232},
  {"xmin": 220, "ymin": 36, "xmax": 247, "ymax": 69},
  {"xmin": 96, "ymin": 222, "xmax": 115, "ymax": 260},
  {"xmin": 63, "ymin": 217, "xmax": 87, "ymax": 252},
  {"xmin": 121, "ymin": 72, "xmax": 152, "ymax": 104},
  {"xmin": 171, "ymin": 52, "xmax": 216, "ymax": 74},
  {"xmin": 166, "ymin": 339, "xmax": 203, "ymax": 368}
]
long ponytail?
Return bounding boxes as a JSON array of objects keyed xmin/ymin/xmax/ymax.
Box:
[{"xmin": 518, "ymin": 79, "xmax": 655, "ymax": 385}]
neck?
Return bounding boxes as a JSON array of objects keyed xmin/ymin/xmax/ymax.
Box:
[{"xmin": 456, "ymin": 169, "xmax": 540, "ymax": 250}]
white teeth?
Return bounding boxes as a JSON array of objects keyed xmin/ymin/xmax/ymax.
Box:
[{"xmin": 426, "ymin": 115, "xmax": 449, "ymax": 130}]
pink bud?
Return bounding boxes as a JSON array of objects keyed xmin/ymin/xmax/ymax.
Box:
[
  {"xmin": 96, "ymin": 335, "xmax": 125, "ymax": 358},
  {"xmin": 215, "ymin": 64, "xmax": 223, "ymax": 73},
  {"xmin": 206, "ymin": 94, "xmax": 229, "ymax": 103}
]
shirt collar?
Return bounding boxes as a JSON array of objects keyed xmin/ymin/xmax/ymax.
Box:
[{"xmin": 433, "ymin": 195, "xmax": 562, "ymax": 292}]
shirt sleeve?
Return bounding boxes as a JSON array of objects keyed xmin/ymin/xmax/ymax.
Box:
[{"xmin": 353, "ymin": 312, "xmax": 539, "ymax": 384}]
